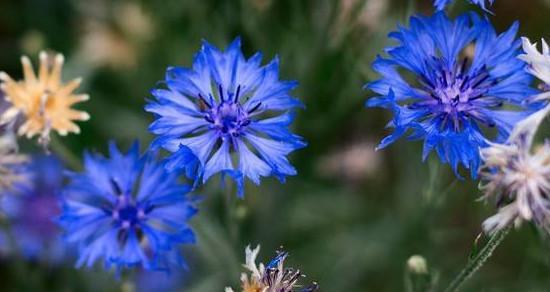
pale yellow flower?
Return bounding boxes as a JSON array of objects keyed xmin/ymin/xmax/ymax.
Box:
[{"xmin": 0, "ymin": 51, "xmax": 89, "ymax": 145}]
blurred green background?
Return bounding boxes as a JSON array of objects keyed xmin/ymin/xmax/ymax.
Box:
[{"xmin": 1, "ymin": 0, "xmax": 550, "ymax": 291}]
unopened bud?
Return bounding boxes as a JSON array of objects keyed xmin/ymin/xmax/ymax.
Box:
[{"xmin": 407, "ymin": 255, "xmax": 428, "ymax": 274}]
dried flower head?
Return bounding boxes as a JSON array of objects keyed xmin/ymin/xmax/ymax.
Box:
[
  {"xmin": 480, "ymin": 104, "xmax": 550, "ymax": 234},
  {"xmin": 0, "ymin": 133, "xmax": 30, "ymax": 194},
  {"xmin": 0, "ymin": 51, "xmax": 90, "ymax": 146},
  {"xmin": 226, "ymin": 245, "xmax": 319, "ymax": 292}
]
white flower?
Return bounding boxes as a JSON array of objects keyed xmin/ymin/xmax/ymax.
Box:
[
  {"xmin": 225, "ymin": 245, "xmax": 318, "ymax": 292},
  {"xmin": 518, "ymin": 37, "xmax": 550, "ymax": 101},
  {"xmin": 480, "ymin": 104, "xmax": 550, "ymax": 234}
]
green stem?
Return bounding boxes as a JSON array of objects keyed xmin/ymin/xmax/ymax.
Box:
[
  {"xmin": 224, "ymin": 185, "xmax": 238, "ymax": 245},
  {"xmin": 443, "ymin": 227, "xmax": 511, "ymax": 292},
  {"xmin": 1, "ymin": 217, "xmax": 21, "ymax": 258},
  {"xmin": 0, "ymin": 217, "xmax": 29, "ymax": 286},
  {"xmin": 406, "ymin": 0, "xmax": 416, "ymax": 19},
  {"xmin": 49, "ymin": 135, "xmax": 82, "ymax": 171}
]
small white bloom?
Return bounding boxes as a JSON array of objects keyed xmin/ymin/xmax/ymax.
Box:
[
  {"xmin": 480, "ymin": 104, "xmax": 550, "ymax": 235},
  {"xmin": 518, "ymin": 37, "xmax": 550, "ymax": 101},
  {"xmin": 225, "ymin": 245, "xmax": 318, "ymax": 292},
  {"xmin": 244, "ymin": 245, "xmax": 264, "ymax": 279}
]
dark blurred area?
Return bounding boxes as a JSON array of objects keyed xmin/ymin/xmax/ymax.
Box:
[{"xmin": 0, "ymin": 0, "xmax": 549, "ymax": 291}]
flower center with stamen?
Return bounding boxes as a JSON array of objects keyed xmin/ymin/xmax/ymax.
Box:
[
  {"xmin": 201, "ymin": 85, "xmax": 260, "ymax": 139},
  {"xmin": 206, "ymin": 102, "xmax": 250, "ymax": 137},
  {"xmin": 112, "ymin": 195, "xmax": 144, "ymax": 228},
  {"xmin": 414, "ymin": 58, "xmax": 500, "ymax": 131}
]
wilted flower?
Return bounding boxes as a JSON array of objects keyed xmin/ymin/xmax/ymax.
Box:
[
  {"xmin": 0, "ymin": 91, "xmax": 21, "ymax": 133},
  {"xmin": 58, "ymin": 142, "xmax": 197, "ymax": 272},
  {"xmin": 225, "ymin": 245, "xmax": 319, "ymax": 292},
  {"xmin": 434, "ymin": 0, "xmax": 495, "ymax": 11},
  {"xmin": 0, "ymin": 133, "xmax": 30, "ymax": 193},
  {"xmin": 146, "ymin": 37, "xmax": 306, "ymax": 197},
  {"xmin": 480, "ymin": 104, "xmax": 550, "ymax": 234},
  {"xmin": 366, "ymin": 12, "xmax": 537, "ymax": 177},
  {"xmin": 0, "ymin": 155, "xmax": 66, "ymax": 262},
  {"xmin": 519, "ymin": 37, "xmax": 550, "ymax": 101},
  {"xmin": 0, "ymin": 52, "xmax": 90, "ymax": 146}
]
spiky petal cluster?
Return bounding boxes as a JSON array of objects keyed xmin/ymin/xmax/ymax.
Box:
[
  {"xmin": 481, "ymin": 37, "xmax": 550, "ymax": 234},
  {"xmin": 519, "ymin": 37, "xmax": 550, "ymax": 101},
  {"xmin": 225, "ymin": 245, "xmax": 319, "ymax": 292},
  {"xmin": 58, "ymin": 143, "xmax": 197, "ymax": 272},
  {"xmin": 0, "ymin": 155, "xmax": 65, "ymax": 262},
  {"xmin": 366, "ymin": 12, "xmax": 537, "ymax": 177},
  {"xmin": 0, "ymin": 52, "xmax": 90, "ymax": 146},
  {"xmin": 146, "ymin": 38, "xmax": 306, "ymax": 197},
  {"xmin": 480, "ymin": 104, "xmax": 550, "ymax": 234},
  {"xmin": 434, "ymin": 0, "xmax": 495, "ymax": 12}
]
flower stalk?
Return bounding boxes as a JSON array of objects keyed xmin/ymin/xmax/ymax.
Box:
[
  {"xmin": 443, "ymin": 227, "xmax": 511, "ymax": 292},
  {"xmin": 49, "ymin": 135, "xmax": 82, "ymax": 171}
]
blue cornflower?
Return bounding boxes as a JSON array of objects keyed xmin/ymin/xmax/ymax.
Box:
[
  {"xmin": 366, "ymin": 12, "xmax": 538, "ymax": 177},
  {"xmin": 58, "ymin": 142, "xmax": 197, "ymax": 272},
  {"xmin": 0, "ymin": 155, "xmax": 66, "ymax": 262},
  {"xmin": 434, "ymin": 0, "xmax": 495, "ymax": 12},
  {"xmin": 145, "ymin": 37, "xmax": 306, "ymax": 197}
]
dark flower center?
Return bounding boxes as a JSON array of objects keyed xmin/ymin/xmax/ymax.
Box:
[
  {"xmin": 200, "ymin": 85, "xmax": 261, "ymax": 138},
  {"xmin": 413, "ymin": 58, "xmax": 501, "ymax": 131},
  {"xmin": 112, "ymin": 195, "xmax": 144, "ymax": 228},
  {"xmin": 118, "ymin": 204, "xmax": 138, "ymax": 222},
  {"xmin": 109, "ymin": 179, "xmax": 145, "ymax": 229},
  {"xmin": 207, "ymin": 102, "xmax": 250, "ymax": 136}
]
